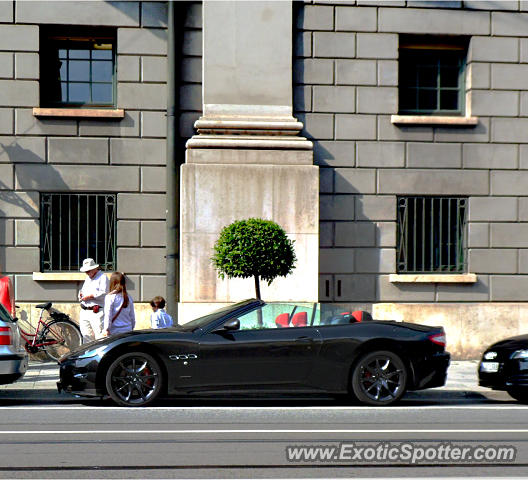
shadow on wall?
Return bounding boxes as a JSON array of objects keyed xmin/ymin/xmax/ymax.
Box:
[
  {"xmin": 109, "ymin": 0, "xmax": 203, "ymax": 143},
  {"xmin": 109, "ymin": 1, "xmax": 168, "ymax": 37},
  {"xmin": 0, "ymin": 139, "xmax": 43, "ymax": 334},
  {"xmin": 0, "ymin": 137, "xmax": 71, "ymax": 319},
  {"xmin": 292, "ymin": 6, "xmax": 381, "ymax": 306}
]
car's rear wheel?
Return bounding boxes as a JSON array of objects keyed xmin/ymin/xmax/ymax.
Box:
[
  {"xmin": 507, "ymin": 387, "xmax": 528, "ymax": 404},
  {"xmin": 105, "ymin": 352, "xmax": 162, "ymax": 407},
  {"xmin": 351, "ymin": 350, "xmax": 407, "ymax": 406}
]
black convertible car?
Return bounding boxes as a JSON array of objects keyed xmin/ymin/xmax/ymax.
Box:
[
  {"xmin": 479, "ymin": 335, "xmax": 528, "ymax": 402},
  {"xmin": 58, "ymin": 299, "xmax": 450, "ymax": 407}
]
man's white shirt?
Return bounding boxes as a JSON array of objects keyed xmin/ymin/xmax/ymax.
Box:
[{"xmin": 80, "ymin": 270, "xmax": 109, "ymax": 308}]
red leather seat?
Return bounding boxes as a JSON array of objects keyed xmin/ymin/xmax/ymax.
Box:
[
  {"xmin": 351, "ymin": 310, "xmax": 373, "ymax": 323},
  {"xmin": 291, "ymin": 311, "xmax": 308, "ymax": 327},
  {"xmin": 351, "ymin": 311, "xmax": 363, "ymax": 323},
  {"xmin": 275, "ymin": 313, "xmax": 290, "ymax": 328}
]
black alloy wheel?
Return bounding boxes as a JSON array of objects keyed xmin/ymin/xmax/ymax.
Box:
[
  {"xmin": 351, "ymin": 350, "xmax": 407, "ymax": 406},
  {"xmin": 105, "ymin": 352, "xmax": 163, "ymax": 407}
]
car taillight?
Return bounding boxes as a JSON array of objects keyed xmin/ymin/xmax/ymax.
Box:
[
  {"xmin": 0, "ymin": 326, "xmax": 11, "ymax": 346},
  {"xmin": 429, "ymin": 332, "xmax": 446, "ymax": 347}
]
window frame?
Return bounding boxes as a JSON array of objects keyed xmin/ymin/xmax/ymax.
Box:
[
  {"xmin": 40, "ymin": 192, "xmax": 117, "ymax": 273},
  {"xmin": 396, "ymin": 195, "xmax": 468, "ymax": 274},
  {"xmin": 398, "ymin": 35, "xmax": 469, "ymax": 117},
  {"xmin": 40, "ymin": 26, "xmax": 117, "ymax": 109}
]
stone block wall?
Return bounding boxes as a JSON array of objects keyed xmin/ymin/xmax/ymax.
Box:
[
  {"xmin": 0, "ymin": 1, "xmax": 202, "ymax": 320},
  {"xmin": 295, "ymin": 1, "xmax": 528, "ymax": 304}
]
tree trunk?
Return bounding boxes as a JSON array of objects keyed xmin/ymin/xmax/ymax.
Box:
[
  {"xmin": 254, "ymin": 275, "xmax": 262, "ymax": 327},
  {"xmin": 254, "ymin": 275, "xmax": 261, "ymax": 300}
]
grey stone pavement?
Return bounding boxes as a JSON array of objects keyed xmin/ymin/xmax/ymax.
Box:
[
  {"xmin": 0, "ymin": 359, "xmax": 495, "ymax": 397},
  {"xmin": 0, "ymin": 361, "xmax": 60, "ymax": 392}
]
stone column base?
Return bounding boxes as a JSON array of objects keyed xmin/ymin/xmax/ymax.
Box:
[{"xmin": 180, "ymin": 151, "xmax": 319, "ymax": 305}]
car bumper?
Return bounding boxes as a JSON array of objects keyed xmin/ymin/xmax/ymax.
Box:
[
  {"xmin": 411, "ymin": 352, "xmax": 450, "ymax": 390},
  {"xmin": 0, "ymin": 353, "xmax": 28, "ymax": 384},
  {"xmin": 57, "ymin": 357, "xmax": 101, "ymax": 397},
  {"xmin": 479, "ymin": 359, "xmax": 528, "ymax": 390}
]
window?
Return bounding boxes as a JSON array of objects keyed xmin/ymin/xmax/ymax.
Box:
[
  {"xmin": 40, "ymin": 27, "xmax": 116, "ymax": 108},
  {"xmin": 397, "ymin": 196, "xmax": 467, "ymax": 274},
  {"xmin": 40, "ymin": 193, "xmax": 116, "ymax": 272},
  {"xmin": 399, "ymin": 36, "xmax": 468, "ymax": 116}
]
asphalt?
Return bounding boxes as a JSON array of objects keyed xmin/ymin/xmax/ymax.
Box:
[{"xmin": 0, "ymin": 359, "xmax": 492, "ymax": 395}]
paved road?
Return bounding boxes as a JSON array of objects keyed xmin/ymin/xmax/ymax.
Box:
[
  {"xmin": 0, "ymin": 404, "xmax": 525, "ymax": 478},
  {"xmin": 0, "ymin": 361, "xmax": 524, "ymax": 479}
]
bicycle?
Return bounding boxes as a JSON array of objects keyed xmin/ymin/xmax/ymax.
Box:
[{"xmin": 16, "ymin": 302, "xmax": 83, "ymax": 362}]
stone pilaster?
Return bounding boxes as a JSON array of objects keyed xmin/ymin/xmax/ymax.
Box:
[{"xmin": 181, "ymin": 1, "xmax": 318, "ymax": 320}]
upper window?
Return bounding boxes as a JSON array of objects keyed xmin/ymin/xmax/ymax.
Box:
[
  {"xmin": 40, "ymin": 27, "xmax": 116, "ymax": 108},
  {"xmin": 398, "ymin": 36, "xmax": 468, "ymax": 116},
  {"xmin": 397, "ymin": 196, "xmax": 467, "ymax": 274},
  {"xmin": 40, "ymin": 193, "xmax": 116, "ymax": 272}
]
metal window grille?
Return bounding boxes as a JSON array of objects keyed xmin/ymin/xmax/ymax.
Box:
[
  {"xmin": 40, "ymin": 28, "xmax": 116, "ymax": 107},
  {"xmin": 397, "ymin": 196, "xmax": 467, "ymax": 274},
  {"xmin": 399, "ymin": 46, "xmax": 466, "ymax": 115},
  {"xmin": 40, "ymin": 193, "xmax": 116, "ymax": 272}
]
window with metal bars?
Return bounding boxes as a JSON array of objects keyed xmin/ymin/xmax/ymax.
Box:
[
  {"xmin": 40, "ymin": 193, "xmax": 116, "ymax": 272},
  {"xmin": 397, "ymin": 196, "xmax": 467, "ymax": 274},
  {"xmin": 398, "ymin": 36, "xmax": 468, "ymax": 116},
  {"xmin": 40, "ymin": 27, "xmax": 116, "ymax": 107}
]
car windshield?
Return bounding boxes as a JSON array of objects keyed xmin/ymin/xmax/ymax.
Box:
[
  {"xmin": 233, "ymin": 303, "xmax": 372, "ymax": 329},
  {"xmin": 179, "ymin": 299, "xmax": 259, "ymax": 331}
]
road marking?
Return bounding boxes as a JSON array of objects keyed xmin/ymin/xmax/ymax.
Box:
[
  {"xmin": 0, "ymin": 405, "xmax": 526, "ymax": 410},
  {"xmin": 1, "ymin": 428, "xmax": 528, "ymax": 434}
]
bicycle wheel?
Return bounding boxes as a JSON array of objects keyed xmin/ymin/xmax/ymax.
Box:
[{"xmin": 40, "ymin": 320, "xmax": 83, "ymax": 362}]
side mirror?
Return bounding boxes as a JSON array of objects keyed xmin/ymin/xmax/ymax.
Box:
[{"xmin": 221, "ymin": 318, "xmax": 240, "ymax": 332}]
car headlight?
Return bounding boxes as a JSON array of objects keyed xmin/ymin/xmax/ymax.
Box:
[
  {"xmin": 76, "ymin": 347, "xmax": 104, "ymax": 360},
  {"xmin": 484, "ymin": 351, "xmax": 498, "ymax": 360},
  {"xmin": 511, "ymin": 350, "xmax": 528, "ymax": 360}
]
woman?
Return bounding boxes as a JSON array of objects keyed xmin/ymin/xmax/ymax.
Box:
[{"xmin": 103, "ymin": 272, "xmax": 135, "ymax": 336}]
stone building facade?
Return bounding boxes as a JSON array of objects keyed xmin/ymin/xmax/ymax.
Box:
[
  {"xmin": 3, "ymin": 0, "xmax": 528, "ymax": 357},
  {"xmin": 0, "ymin": 1, "xmax": 201, "ymax": 327},
  {"xmin": 295, "ymin": 0, "xmax": 528, "ymax": 358}
]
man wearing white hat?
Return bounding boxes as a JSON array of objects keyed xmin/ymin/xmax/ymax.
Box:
[{"xmin": 78, "ymin": 258, "xmax": 109, "ymax": 342}]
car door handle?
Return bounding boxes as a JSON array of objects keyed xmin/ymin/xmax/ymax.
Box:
[{"xmin": 295, "ymin": 336, "xmax": 314, "ymax": 344}]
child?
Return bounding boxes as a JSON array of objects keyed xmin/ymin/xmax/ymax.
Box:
[{"xmin": 150, "ymin": 296, "xmax": 173, "ymax": 329}]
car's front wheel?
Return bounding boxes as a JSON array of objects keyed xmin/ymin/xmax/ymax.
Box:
[
  {"xmin": 351, "ymin": 350, "xmax": 407, "ymax": 406},
  {"xmin": 105, "ymin": 352, "xmax": 163, "ymax": 407},
  {"xmin": 507, "ymin": 387, "xmax": 528, "ymax": 404}
]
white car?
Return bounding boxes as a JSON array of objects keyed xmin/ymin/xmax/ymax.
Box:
[{"xmin": 0, "ymin": 304, "xmax": 28, "ymax": 384}]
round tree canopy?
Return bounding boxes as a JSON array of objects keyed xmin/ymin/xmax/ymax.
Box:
[{"xmin": 211, "ymin": 218, "xmax": 296, "ymax": 286}]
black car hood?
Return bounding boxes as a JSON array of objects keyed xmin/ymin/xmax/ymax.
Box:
[
  {"xmin": 486, "ymin": 334, "xmax": 528, "ymax": 352},
  {"xmin": 64, "ymin": 327, "xmax": 190, "ymax": 358}
]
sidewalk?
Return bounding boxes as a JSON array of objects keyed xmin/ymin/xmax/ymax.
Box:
[
  {"xmin": 0, "ymin": 362, "xmax": 60, "ymax": 391},
  {"xmin": 0, "ymin": 360, "xmax": 488, "ymax": 394},
  {"xmin": 440, "ymin": 360, "xmax": 485, "ymax": 392}
]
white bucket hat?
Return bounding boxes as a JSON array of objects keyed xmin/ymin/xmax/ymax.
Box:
[{"xmin": 80, "ymin": 258, "xmax": 99, "ymax": 272}]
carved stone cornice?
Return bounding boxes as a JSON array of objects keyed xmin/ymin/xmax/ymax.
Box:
[{"xmin": 187, "ymin": 115, "xmax": 312, "ymax": 150}]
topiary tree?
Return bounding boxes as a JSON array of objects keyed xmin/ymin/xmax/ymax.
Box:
[{"xmin": 211, "ymin": 218, "xmax": 297, "ymax": 300}]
